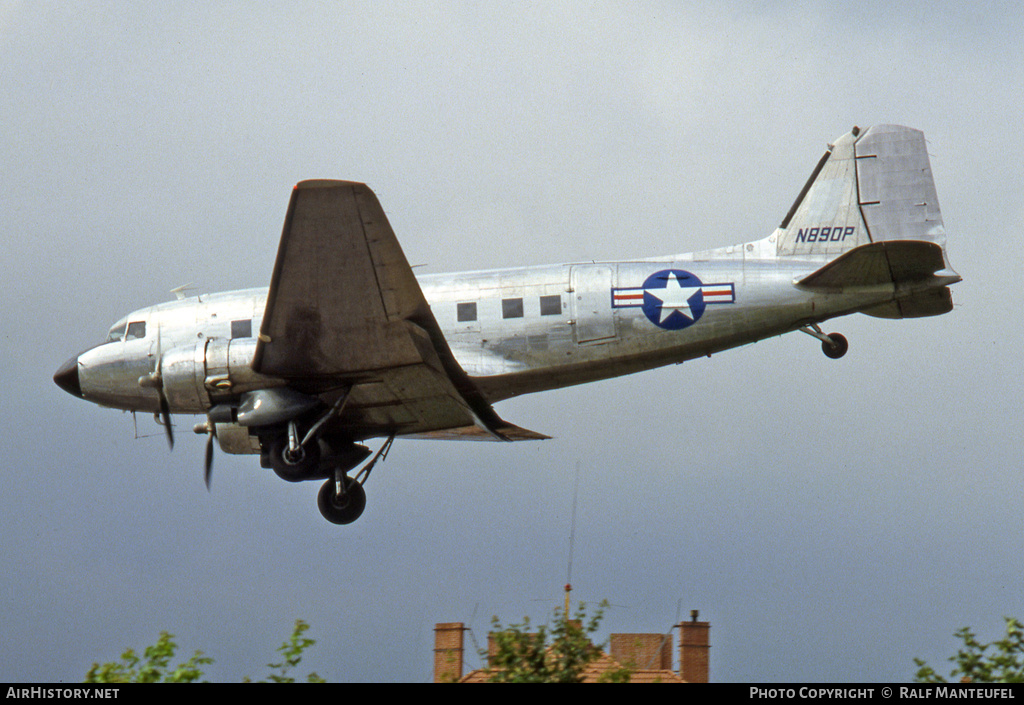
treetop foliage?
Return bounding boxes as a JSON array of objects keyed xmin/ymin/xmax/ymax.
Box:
[
  {"xmin": 482, "ymin": 600, "xmax": 630, "ymax": 683},
  {"xmin": 84, "ymin": 619, "xmax": 324, "ymax": 683},
  {"xmin": 914, "ymin": 617, "xmax": 1024, "ymax": 683}
]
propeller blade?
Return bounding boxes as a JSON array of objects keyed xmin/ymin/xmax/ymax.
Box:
[
  {"xmin": 142, "ymin": 329, "xmax": 174, "ymax": 451},
  {"xmin": 159, "ymin": 392, "xmax": 174, "ymax": 450},
  {"xmin": 204, "ymin": 432, "xmax": 214, "ymax": 490},
  {"xmin": 193, "ymin": 419, "xmax": 218, "ymax": 491}
]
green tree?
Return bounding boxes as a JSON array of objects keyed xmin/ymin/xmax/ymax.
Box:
[
  {"xmin": 85, "ymin": 619, "xmax": 324, "ymax": 683},
  {"xmin": 84, "ymin": 631, "xmax": 212, "ymax": 683},
  {"xmin": 483, "ymin": 600, "xmax": 630, "ymax": 683},
  {"xmin": 914, "ymin": 617, "xmax": 1024, "ymax": 683},
  {"xmin": 256, "ymin": 619, "xmax": 325, "ymax": 683}
]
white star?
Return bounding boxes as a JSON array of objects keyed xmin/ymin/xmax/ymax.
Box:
[{"xmin": 646, "ymin": 272, "xmax": 702, "ymax": 324}]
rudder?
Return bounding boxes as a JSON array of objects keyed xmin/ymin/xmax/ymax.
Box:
[{"xmin": 854, "ymin": 125, "xmax": 950, "ymax": 261}]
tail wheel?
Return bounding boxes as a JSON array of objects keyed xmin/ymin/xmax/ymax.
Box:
[
  {"xmin": 822, "ymin": 333, "xmax": 849, "ymax": 359},
  {"xmin": 318, "ymin": 476, "xmax": 366, "ymax": 525}
]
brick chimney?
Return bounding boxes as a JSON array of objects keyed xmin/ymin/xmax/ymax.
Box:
[
  {"xmin": 609, "ymin": 633, "xmax": 672, "ymax": 670},
  {"xmin": 678, "ymin": 610, "xmax": 710, "ymax": 683},
  {"xmin": 433, "ymin": 622, "xmax": 465, "ymax": 683}
]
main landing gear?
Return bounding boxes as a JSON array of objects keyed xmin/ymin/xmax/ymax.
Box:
[
  {"xmin": 800, "ymin": 324, "xmax": 849, "ymax": 359},
  {"xmin": 316, "ymin": 436, "xmax": 394, "ymax": 525},
  {"xmin": 264, "ymin": 426, "xmax": 395, "ymax": 525}
]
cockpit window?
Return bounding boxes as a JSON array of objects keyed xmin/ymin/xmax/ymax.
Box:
[
  {"xmin": 106, "ymin": 321, "xmax": 127, "ymax": 343},
  {"xmin": 126, "ymin": 321, "xmax": 146, "ymax": 340},
  {"xmin": 106, "ymin": 319, "xmax": 145, "ymax": 343}
]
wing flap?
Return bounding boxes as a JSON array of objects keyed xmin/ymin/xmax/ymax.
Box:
[
  {"xmin": 322, "ymin": 366, "xmax": 480, "ymax": 436},
  {"xmin": 401, "ymin": 423, "xmax": 552, "ymax": 442}
]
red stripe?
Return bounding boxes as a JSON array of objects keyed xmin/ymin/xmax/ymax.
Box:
[{"xmin": 614, "ymin": 292, "xmax": 644, "ymax": 301}]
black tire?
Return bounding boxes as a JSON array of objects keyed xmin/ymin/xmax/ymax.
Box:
[
  {"xmin": 268, "ymin": 435, "xmax": 322, "ymax": 482},
  {"xmin": 318, "ymin": 476, "xmax": 367, "ymax": 525},
  {"xmin": 822, "ymin": 333, "xmax": 849, "ymax": 359}
]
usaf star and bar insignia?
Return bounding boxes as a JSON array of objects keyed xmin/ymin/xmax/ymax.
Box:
[{"xmin": 612, "ymin": 269, "xmax": 735, "ymax": 330}]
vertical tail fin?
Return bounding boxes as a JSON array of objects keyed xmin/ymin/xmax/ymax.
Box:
[
  {"xmin": 777, "ymin": 126, "xmax": 868, "ymax": 257},
  {"xmin": 776, "ymin": 124, "xmax": 953, "ymax": 272},
  {"xmin": 781, "ymin": 125, "xmax": 960, "ymax": 318}
]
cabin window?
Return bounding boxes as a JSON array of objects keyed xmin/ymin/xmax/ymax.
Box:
[
  {"xmin": 539, "ymin": 295, "xmax": 562, "ymax": 316},
  {"xmin": 457, "ymin": 302, "xmax": 477, "ymax": 322},
  {"xmin": 231, "ymin": 319, "xmax": 252, "ymax": 339},
  {"xmin": 502, "ymin": 298, "xmax": 524, "ymax": 319},
  {"xmin": 125, "ymin": 321, "xmax": 146, "ymax": 340}
]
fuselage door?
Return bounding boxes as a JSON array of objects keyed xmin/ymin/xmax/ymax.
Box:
[{"xmin": 570, "ymin": 265, "xmax": 616, "ymax": 344}]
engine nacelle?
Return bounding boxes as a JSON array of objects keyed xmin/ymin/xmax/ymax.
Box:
[
  {"xmin": 160, "ymin": 337, "xmax": 284, "ymax": 413},
  {"xmin": 159, "ymin": 343, "xmax": 208, "ymax": 413},
  {"xmin": 214, "ymin": 422, "xmax": 262, "ymax": 455}
]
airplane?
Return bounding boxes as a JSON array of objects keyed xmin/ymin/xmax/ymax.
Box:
[{"xmin": 53, "ymin": 124, "xmax": 960, "ymax": 525}]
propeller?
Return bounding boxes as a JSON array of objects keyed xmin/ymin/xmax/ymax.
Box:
[
  {"xmin": 203, "ymin": 423, "xmax": 216, "ymax": 490},
  {"xmin": 196, "ymin": 406, "xmax": 232, "ymax": 491},
  {"xmin": 139, "ymin": 355, "xmax": 174, "ymax": 450},
  {"xmin": 138, "ymin": 321, "xmax": 174, "ymax": 450},
  {"xmin": 157, "ymin": 377, "xmax": 174, "ymax": 450}
]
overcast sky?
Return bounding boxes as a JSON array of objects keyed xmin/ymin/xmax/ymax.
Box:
[{"xmin": 2, "ymin": 1, "xmax": 1022, "ymax": 683}]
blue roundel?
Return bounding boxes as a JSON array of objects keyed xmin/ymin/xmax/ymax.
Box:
[{"xmin": 641, "ymin": 269, "xmax": 706, "ymax": 330}]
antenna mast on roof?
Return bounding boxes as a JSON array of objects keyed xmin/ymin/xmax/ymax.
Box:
[{"xmin": 564, "ymin": 461, "xmax": 581, "ymax": 620}]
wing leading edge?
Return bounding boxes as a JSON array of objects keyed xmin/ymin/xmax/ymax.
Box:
[{"xmin": 252, "ymin": 180, "xmax": 547, "ymax": 441}]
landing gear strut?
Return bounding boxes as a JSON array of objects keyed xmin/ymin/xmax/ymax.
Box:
[
  {"xmin": 317, "ymin": 475, "xmax": 366, "ymax": 525},
  {"xmin": 268, "ymin": 421, "xmax": 322, "ymax": 482},
  {"xmin": 316, "ymin": 435, "xmax": 395, "ymax": 525},
  {"xmin": 800, "ymin": 324, "xmax": 848, "ymax": 359},
  {"xmin": 266, "ymin": 391, "xmax": 353, "ymax": 482}
]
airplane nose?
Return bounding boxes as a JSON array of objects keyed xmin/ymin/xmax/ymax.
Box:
[{"xmin": 53, "ymin": 356, "xmax": 83, "ymax": 398}]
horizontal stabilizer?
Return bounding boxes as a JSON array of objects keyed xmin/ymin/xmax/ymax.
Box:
[
  {"xmin": 796, "ymin": 240, "xmax": 949, "ymax": 291},
  {"xmin": 861, "ymin": 287, "xmax": 954, "ymax": 319}
]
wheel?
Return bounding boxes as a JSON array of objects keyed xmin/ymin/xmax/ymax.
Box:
[
  {"xmin": 318, "ymin": 476, "xmax": 367, "ymax": 525},
  {"xmin": 268, "ymin": 435, "xmax": 322, "ymax": 482},
  {"xmin": 822, "ymin": 333, "xmax": 849, "ymax": 359}
]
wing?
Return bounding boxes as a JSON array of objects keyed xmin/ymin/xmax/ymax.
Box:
[{"xmin": 252, "ymin": 180, "xmax": 547, "ymax": 441}]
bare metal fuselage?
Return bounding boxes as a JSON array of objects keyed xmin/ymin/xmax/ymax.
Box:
[{"xmin": 69, "ymin": 236, "xmax": 910, "ymax": 420}]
